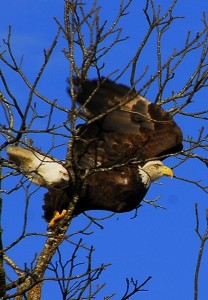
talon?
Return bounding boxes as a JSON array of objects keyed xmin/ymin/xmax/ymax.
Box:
[{"xmin": 49, "ymin": 209, "xmax": 67, "ymax": 228}]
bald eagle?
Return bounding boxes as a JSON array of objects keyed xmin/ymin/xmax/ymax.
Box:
[{"xmin": 7, "ymin": 78, "xmax": 183, "ymax": 226}]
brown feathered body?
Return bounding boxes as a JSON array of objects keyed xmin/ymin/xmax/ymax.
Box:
[{"xmin": 43, "ymin": 166, "xmax": 148, "ymax": 221}]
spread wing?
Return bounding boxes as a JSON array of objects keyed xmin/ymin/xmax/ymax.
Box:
[{"xmin": 73, "ymin": 77, "xmax": 183, "ymax": 169}]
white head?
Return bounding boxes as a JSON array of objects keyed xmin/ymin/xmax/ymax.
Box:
[{"xmin": 138, "ymin": 160, "xmax": 173, "ymax": 187}]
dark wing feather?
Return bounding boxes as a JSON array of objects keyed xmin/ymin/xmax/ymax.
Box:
[
  {"xmin": 73, "ymin": 77, "xmax": 136, "ymax": 118},
  {"xmin": 73, "ymin": 77, "xmax": 183, "ymax": 168}
]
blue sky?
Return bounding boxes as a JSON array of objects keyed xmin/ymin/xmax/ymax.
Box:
[{"xmin": 1, "ymin": 1, "xmax": 208, "ymax": 299}]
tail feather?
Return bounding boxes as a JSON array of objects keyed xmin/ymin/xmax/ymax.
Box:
[{"xmin": 7, "ymin": 146, "xmax": 69, "ymax": 187}]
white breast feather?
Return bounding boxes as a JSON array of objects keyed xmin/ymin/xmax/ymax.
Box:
[{"xmin": 138, "ymin": 168, "xmax": 151, "ymax": 187}]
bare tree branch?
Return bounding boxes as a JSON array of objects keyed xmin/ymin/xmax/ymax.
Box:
[{"xmin": 0, "ymin": 0, "xmax": 208, "ymax": 299}]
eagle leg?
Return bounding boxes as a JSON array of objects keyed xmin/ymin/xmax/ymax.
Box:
[{"xmin": 49, "ymin": 209, "xmax": 67, "ymax": 228}]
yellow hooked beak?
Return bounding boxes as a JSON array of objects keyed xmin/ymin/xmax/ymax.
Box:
[{"xmin": 160, "ymin": 165, "xmax": 174, "ymax": 178}]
